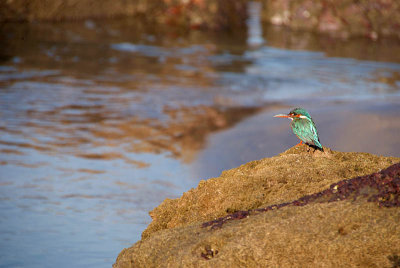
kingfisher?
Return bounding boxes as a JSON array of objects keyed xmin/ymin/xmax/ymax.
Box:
[{"xmin": 274, "ymin": 107, "xmax": 323, "ymax": 151}]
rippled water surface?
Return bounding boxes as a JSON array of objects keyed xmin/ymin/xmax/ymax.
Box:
[{"xmin": 1, "ymin": 16, "xmax": 400, "ymax": 267}]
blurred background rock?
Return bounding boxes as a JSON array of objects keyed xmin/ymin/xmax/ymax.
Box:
[{"xmin": 1, "ymin": 0, "xmax": 399, "ymax": 39}]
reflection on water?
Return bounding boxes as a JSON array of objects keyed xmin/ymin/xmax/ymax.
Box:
[
  {"xmin": 246, "ymin": 1, "xmax": 264, "ymax": 47},
  {"xmin": 1, "ymin": 15, "xmax": 400, "ymax": 267}
]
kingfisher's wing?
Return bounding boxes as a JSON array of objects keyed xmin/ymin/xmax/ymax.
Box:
[
  {"xmin": 291, "ymin": 119, "xmax": 323, "ymax": 149},
  {"xmin": 308, "ymin": 121, "xmax": 323, "ymax": 149}
]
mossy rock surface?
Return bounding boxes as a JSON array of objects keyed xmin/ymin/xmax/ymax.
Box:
[
  {"xmin": 114, "ymin": 146, "xmax": 400, "ymax": 267},
  {"xmin": 142, "ymin": 146, "xmax": 398, "ymax": 239}
]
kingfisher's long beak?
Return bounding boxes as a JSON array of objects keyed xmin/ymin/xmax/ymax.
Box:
[{"xmin": 273, "ymin": 114, "xmax": 290, "ymax": 118}]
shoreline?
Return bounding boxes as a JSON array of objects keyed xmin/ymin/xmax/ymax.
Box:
[{"xmin": 2, "ymin": 0, "xmax": 400, "ymax": 40}]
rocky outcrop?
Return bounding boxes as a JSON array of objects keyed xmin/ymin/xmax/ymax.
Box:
[
  {"xmin": 2, "ymin": 0, "xmax": 400, "ymax": 39},
  {"xmin": 262, "ymin": 0, "xmax": 400, "ymax": 39},
  {"xmin": 0, "ymin": 0, "xmax": 155, "ymax": 21},
  {"xmin": 114, "ymin": 146, "xmax": 400, "ymax": 267},
  {"xmin": 0, "ymin": 0, "xmax": 248, "ymax": 31}
]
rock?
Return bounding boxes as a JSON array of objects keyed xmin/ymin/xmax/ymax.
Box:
[
  {"xmin": 114, "ymin": 146, "xmax": 400, "ymax": 267},
  {"xmin": 262, "ymin": 0, "xmax": 400, "ymax": 40},
  {"xmin": 0, "ymin": 0, "xmax": 156, "ymax": 21},
  {"xmin": 2, "ymin": 0, "xmax": 399, "ymax": 39},
  {"xmin": 0, "ymin": 0, "xmax": 248, "ymax": 32}
]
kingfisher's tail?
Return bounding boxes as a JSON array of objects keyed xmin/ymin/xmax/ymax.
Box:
[{"xmin": 314, "ymin": 139, "xmax": 324, "ymax": 151}]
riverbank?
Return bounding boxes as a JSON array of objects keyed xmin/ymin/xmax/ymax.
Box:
[
  {"xmin": 114, "ymin": 145, "xmax": 400, "ymax": 267},
  {"xmin": 2, "ymin": 0, "xmax": 400, "ymax": 39}
]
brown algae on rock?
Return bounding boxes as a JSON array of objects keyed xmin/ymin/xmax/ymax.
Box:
[
  {"xmin": 114, "ymin": 146, "xmax": 400, "ymax": 268},
  {"xmin": 141, "ymin": 145, "xmax": 398, "ymax": 239},
  {"xmin": 115, "ymin": 200, "xmax": 400, "ymax": 268},
  {"xmin": 203, "ymin": 162, "xmax": 400, "ymax": 230}
]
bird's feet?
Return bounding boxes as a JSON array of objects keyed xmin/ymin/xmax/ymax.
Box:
[{"xmin": 295, "ymin": 141, "xmax": 303, "ymax": 147}]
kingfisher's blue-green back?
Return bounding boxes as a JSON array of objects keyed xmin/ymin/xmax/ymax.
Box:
[{"xmin": 289, "ymin": 108, "xmax": 323, "ymax": 150}]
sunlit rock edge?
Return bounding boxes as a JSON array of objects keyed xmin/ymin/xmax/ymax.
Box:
[{"xmin": 114, "ymin": 145, "xmax": 400, "ymax": 267}]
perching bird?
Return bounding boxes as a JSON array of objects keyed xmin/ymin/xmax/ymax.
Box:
[{"xmin": 274, "ymin": 107, "xmax": 323, "ymax": 151}]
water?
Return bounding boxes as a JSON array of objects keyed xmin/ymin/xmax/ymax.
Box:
[{"xmin": 1, "ymin": 13, "xmax": 400, "ymax": 268}]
